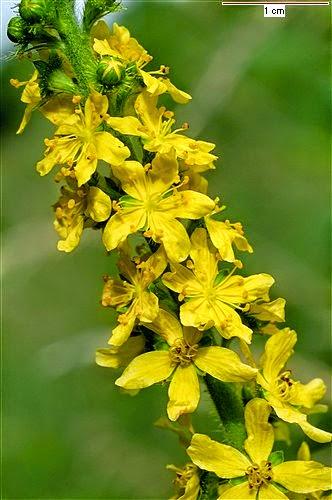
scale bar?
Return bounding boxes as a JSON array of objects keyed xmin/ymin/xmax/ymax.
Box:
[{"xmin": 222, "ymin": 1, "xmax": 329, "ymax": 5}]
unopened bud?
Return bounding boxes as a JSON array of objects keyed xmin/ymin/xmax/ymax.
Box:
[
  {"xmin": 7, "ymin": 17, "xmax": 27, "ymax": 43},
  {"xmin": 19, "ymin": 0, "xmax": 48, "ymax": 22},
  {"xmin": 97, "ymin": 56, "xmax": 125, "ymax": 86}
]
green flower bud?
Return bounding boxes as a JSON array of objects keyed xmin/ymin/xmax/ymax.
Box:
[
  {"xmin": 48, "ymin": 70, "xmax": 78, "ymax": 94},
  {"xmin": 19, "ymin": 0, "xmax": 47, "ymax": 22},
  {"xmin": 7, "ymin": 16, "xmax": 27, "ymax": 43},
  {"xmin": 97, "ymin": 56, "xmax": 125, "ymax": 86}
]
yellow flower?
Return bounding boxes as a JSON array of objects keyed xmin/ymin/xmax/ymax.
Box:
[
  {"xmin": 257, "ymin": 328, "xmax": 332, "ymax": 443},
  {"xmin": 205, "ymin": 216, "xmax": 253, "ymax": 266},
  {"xmin": 187, "ymin": 399, "xmax": 332, "ymax": 499},
  {"xmin": 102, "ymin": 151, "xmax": 216, "ymax": 262},
  {"xmin": 96, "ymin": 335, "xmax": 145, "ymax": 369},
  {"xmin": 102, "ymin": 247, "xmax": 167, "ymax": 346},
  {"xmin": 115, "ymin": 309, "xmax": 257, "ymax": 421},
  {"xmin": 53, "ymin": 179, "xmax": 111, "ymax": 252},
  {"xmin": 163, "ymin": 228, "xmax": 274, "ymax": 343},
  {"xmin": 92, "ymin": 21, "xmax": 191, "ymax": 103},
  {"xmin": 10, "ymin": 70, "xmax": 41, "ymax": 134},
  {"xmin": 167, "ymin": 463, "xmax": 201, "ymax": 500},
  {"xmin": 107, "ymin": 92, "xmax": 217, "ymax": 169},
  {"xmin": 36, "ymin": 91, "xmax": 130, "ymax": 186}
]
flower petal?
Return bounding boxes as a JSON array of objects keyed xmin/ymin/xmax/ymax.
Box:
[
  {"xmin": 115, "ymin": 351, "xmax": 173, "ymax": 389},
  {"xmin": 258, "ymin": 484, "xmax": 288, "ymax": 499},
  {"xmin": 260, "ymin": 328, "xmax": 297, "ymax": 384},
  {"xmin": 149, "ymin": 213, "xmax": 190, "ymax": 262},
  {"xmin": 141, "ymin": 309, "xmax": 183, "ymax": 346},
  {"xmin": 96, "ymin": 335, "xmax": 145, "ymax": 369},
  {"xmin": 167, "ymin": 364, "xmax": 200, "ymax": 421},
  {"xmin": 163, "ymin": 265, "xmax": 203, "ymax": 295},
  {"xmin": 94, "ymin": 131, "xmax": 130, "ymax": 166},
  {"xmin": 194, "ymin": 346, "xmax": 257, "ymax": 382},
  {"xmin": 74, "ymin": 144, "xmax": 98, "ymax": 186},
  {"xmin": 189, "ymin": 228, "xmax": 218, "ymax": 285},
  {"xmin": 107, "ymin": 116, "xmax": 144, "ymax": 136},
  {"xmin": 102, "ymin": 208, "xmax": 147, "ymax": 251},
  {"xmin": 243, "ymin": 273, "xmax": 275, "ymax": 302},
  {"xmin": 249, "ymin": 298, "xmax": 286, "ymax": 323},
  {"xmin": 108, "ymin": 312, "xmax": 136, "ymax": 346},
  {"xmin": 173, "ymin": 191, "xmax": 215, "ymax": 219},
  {"xmin": 147, "ymin": 150, "xmax": 179, "ymax": 196},
  {"xmin": 218, "ymin": 482, "xmax": 254, "ymax": 500},
  {"xmin": 187, "ymin": 434, "xmax": 250, "ymax": 478},
  {"xmin": 273, "ymin": 460, "xmax": 332, "ymax": 493},
  {"xmin": 289, "ymin": 378, "xmax": 326, "ymax": 409},
  {"xmin": 86, "ymin": 186, "xmax": 111, "ymax": 222},
  {"xmin": 244, "ymin": 398, "xmax": 274, "ymax": 464},
  {"xmin": 112, "ymin": 160, "xmax": 147, "ymax": 200}
]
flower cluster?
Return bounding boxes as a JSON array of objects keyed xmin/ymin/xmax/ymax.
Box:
[{"xmin": 9, "ymin": 0, "xmax": 331, "ymax": 498}]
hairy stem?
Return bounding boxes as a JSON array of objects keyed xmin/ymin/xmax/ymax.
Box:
[{"xmin": 53, "ymin": 0, "xmax": 98, "ymax": 95}]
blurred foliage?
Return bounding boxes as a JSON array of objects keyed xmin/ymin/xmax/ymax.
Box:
[{"xmin": 2, "ymin": 1, "xmax": 330, "ymax": 498}]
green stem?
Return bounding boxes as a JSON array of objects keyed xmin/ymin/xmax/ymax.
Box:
[
  {"xmin": 53, "ymin": 0, "xmax": 98, "ymax": 96},
  {"xmin": 204, "ymin": 375, "xmax": 246, "ymax": 450}
]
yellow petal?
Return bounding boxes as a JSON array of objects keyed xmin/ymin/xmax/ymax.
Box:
[
  {"xmin": 258, "ymin": 484, "xmax": 288, "ymax": 499},
  {"xmin": 141, "ymin": 309, "xmax": 183, "ymax": 346},
  {"xmin": 112, "ymin": 160, "xmax": 147, "ymax": 200},
  {"xmin": 205, "ymin": 217, "xmax": 253, "ymax": 264},
  {"xmin": 167, "ymin": 364, "xmax": 200, "ymax": 421},
  {"xmin": 108, "ymin": 311, "xmax": 136, "ymax": 346},
  {"xmin": 40, "ymin": 94, "xmax": 75, "ymax": 125},
  {"xmin": 162, "ymin": 78, "xmax": 192, "ymax": 104},
  {"xmin": 74, "ymin": 145, "xmax": 98, "ymax": 186},
  {"xmin": 56, "ymin": 216, "xmax": 84, "ymax": 252},
  {"xmin": 149, "ymin": 213, "xmax": 190, "ymax": 262},
  {"xmin": 173, "ymin": 191, "xmax": 215, "ymax": 219},
  {"xmin": 134, "ymin": 290, "xmax": 159, "ymax": 323},
  {"xmin": 86, "ymin": 186, "xmax": 111, "ymax": 222},
  {"xmin": 115, "ymin": 351, "xmax": 173, "ymax": 389},
  {"xmin": 297, "ymin": 441, "xmax": 311, "ymax": 461},
  {"xmin": 289, "ymin": 378, "xmax": 326, "ymax": 409},
  {"xmin": 273, "ymin": 460, "xmax": 332, "ymax": 493},
  {"xmin": 163, "ymin": 264, "xmax": 203, "ymax": 295},
  {"xmin": 84, "ymin": 91, "xmax": 108, "ymax": 129},
  {"xmin": 94, "ymin": 131, "xmax": 130, "ymax": 166},
  {"xmin": 96, "ymin": 335, "xmax": 145, "ymax": 369},
  {"xmin": 189, "ymin": 228, "xmax": 218, "ymax": 285},
  {"xmin": 147, "ymin": 150, "xmax": 179, "ymax": 196},
  {"xmin": 194, "ymin": 346, "xmax": 257, "ymax": 382},
  {"xmin": 140, "ymin": 70, "xmax": 167, "ymax": 96},
  {"xmin": 187, "ymin": 434, "xmax": 250, "ymax": 478},
  {"xmin": 298, "ymin": 421, "xmax": 332, "ymax": 443},
  {"xmin": 243, "ymin": 273, "xmax": 275, "ymax": 302},
  {"xmin": 249, "ymin": 298, "xmax": 286, "ymax": 323},
  {"xmin": 244, "ymin": 398, "xmax": 274, "ymax": 464},
  {"xmin": 182, "ymin": 471, "xmax": 200, "ymax": 500},
  {"xmin": 218, "ymin": 482, "xmax": 254, "ymax": 500},
  {"xmin": 102, "ymin": 208, "xmax": 147, "ymax": 251},
  {"xmin": 135, "ymin": 91, "xmax": 161, "ymax": 134},
  {"xmin": 261, "ymin": 328, "xmax": 297, "ymax": 384},
  {"xmin": 143, "ymin": 245, "xmax": 168, "ymax": 282},
  {"xmin": 107, "ymin": 115, "xmax": 144, "ymax": 137}
]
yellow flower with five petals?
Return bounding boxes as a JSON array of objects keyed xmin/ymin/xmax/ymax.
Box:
[
  {"xmin": 187, "ymin": 399, "xmax": 332, "ymax": 499},
  {"xmin": 108, "ymin": 92, "xmax": 217, "ymax": 170},
  {"xmin": 102, "ymin": 151, "xmax": 216, "ymax": 262},
  {"xmin": 92, "ymin": 22, "xmax": 191, "ymax": 103},
  {"xmin": 163, "ymin": 228, "xmax": 274, "ymax": 343},
  {"xmin": 115, "ymin": 309, "xmax": 257, "ymax": 421},
  {"xmin": 257, "ymin": 328, "xmax": 332, "ymax": 443},
  {"xmin": 36, "ymin": 91, "xmax": 130, "ymax": 186},
  {"xmin": 102, "ymin": 247, "xmax": 167, "ymax": 346}
]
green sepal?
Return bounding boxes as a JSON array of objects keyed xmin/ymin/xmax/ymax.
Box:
[
  {"xmin": 82, "ymin": 0, "xmax": 121, "ymax": 32},
  {"xmin": 268, "ymin": 450, "xmax": 284, "ymax": 466},
  {"xmin": 229, "ymin": 477, "xmax": 246, "ymax": 486}
]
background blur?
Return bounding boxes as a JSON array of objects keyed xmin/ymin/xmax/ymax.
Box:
[{"xmin": 2, "ymin": 1, "xmax": 331, "ymax": 498}]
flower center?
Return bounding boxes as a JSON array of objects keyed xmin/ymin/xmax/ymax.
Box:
[
  {"xmin": 277, "ymin": 370, "xmax": 294, "ymax": 401},
  {"xmin": 169, "ymin": 338, "xmax": 198, "ymax": 366},
  {"xmin": 174, "ymin": 464, "xmax": 197, "ymax": 490},
  {"xmin": 246, "ymin": 461, "xmax": 273, "ymax": 489}
]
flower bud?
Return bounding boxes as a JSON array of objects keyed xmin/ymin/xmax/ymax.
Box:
[
  {"xmin": 7, "ymin": 16, "xmax": 27, "ymax": 43},
  {"xmin": 97, "ymin": 56, "xmax": 125, "ymax": 86},
  {"xmin": 19, "ymin": 0, "xmax": 47, "ymax": 22}
]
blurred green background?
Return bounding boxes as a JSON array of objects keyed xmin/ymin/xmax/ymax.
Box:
[{"xmin": 2, "ymin": 1, "xmax": 331, "ymax": 498}]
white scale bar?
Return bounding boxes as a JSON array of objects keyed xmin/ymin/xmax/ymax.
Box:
[{"xmin": 222, "ymin": 2, "xmax": 329, "ymax": 5}]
